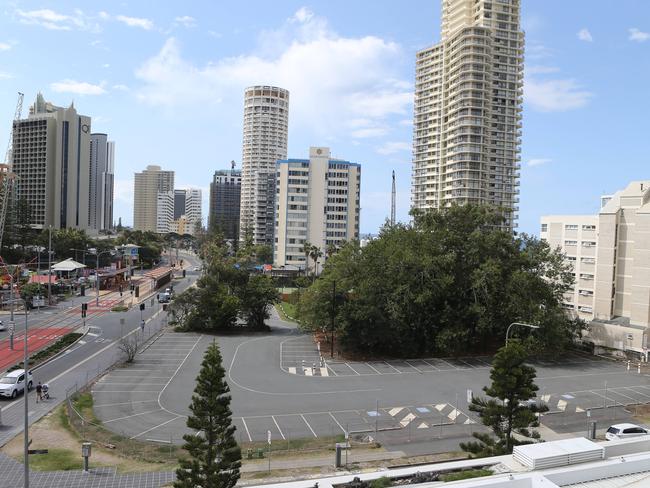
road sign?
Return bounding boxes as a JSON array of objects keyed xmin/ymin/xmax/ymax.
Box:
[
  {"xmin": 33, "ymin": 296, "xmax": 45, "ymax": 307},
  {"xmin": 267, "ymin": 430, "xmax": 271, "ymax": 445},
  {"xmin": 467, "ymin": 389, "xmax": 473, "ymax": 403}
]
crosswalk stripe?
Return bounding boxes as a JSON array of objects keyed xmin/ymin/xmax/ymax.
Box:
[
  {"xmin": 304, "ymin": 368, "xmax": 313, "ymax": 376},
  {"xmin": 448, "ymin": 409, "xmax": 459, "ymax": 421},
  {"xmin": 541, "ymin": 394, "xmax": 550, "ymax": 402},
  {"xmin": 576, "ymin": 407, "xmax": 584, "ymax": 413},
  {"xmin": 400, "ymin": 413, "xmax": 416, "ymax": 427},
  {"xmin": 288, "ymin": 367, "xmax": 296, "ymax": 374},
  {"xmin": 557, "ymin": 399, "xmax": 567, "ymax": 411},
  {"xmin": 320, "ymin": 367, "xmax": 328, "ymax": 377},
  {"xmin": 389, "ymin": 407, "xmax": 404, "ymax": 417},
  {"xmin": 464, "ymin": 418, "xmax": 475, "ymax": 425},
  {"xmin": 418, "ymin": 422, "xmax": 428, "ymax": 429},
  {"xmin": 435, "ymin": 404, "xmax": 447, "ymax": 412}
]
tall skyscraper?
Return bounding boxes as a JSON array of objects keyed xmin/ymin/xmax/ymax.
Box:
[
  {"xmin": 184, "ymin": 188, "xmax": 202, "ymax": 233},
  {"xmin": 411, "ymin": 0, "xmax": 524, "ymax": 230},
  {"xmin": 133, "ymin": 165, "xmax": 174, "ymax": 232},
  {"xmin": 173, "ymin": 189, "xmax": 186, "ymax": 220},
  {"xmin": 12, "ymin": 93, "xmax": 92, "ymax": 230},
  {"xmin": 274, "ymin": 147, "xmax": 361, "ymax": 270},
  {"xmin": 239, "ymin": 85, "xmax": 289, "ymax": 245},
  {"xmin": 209, "ymin": 167, "xmax": 242, "ymax": 241},
  {"xmin": 156, "ymin": 191, "xmax": 174, "ymax": 234},
  {"xmin": 89, "ymin": 133, "xmax": 115, "ymax": 232}
]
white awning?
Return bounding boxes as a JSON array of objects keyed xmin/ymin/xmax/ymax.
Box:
[{"xmin": 51, "ymin": 258, "xmax": 87, "ymax": 272}]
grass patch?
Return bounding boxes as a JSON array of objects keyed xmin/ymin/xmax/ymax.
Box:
[
  {"xmin": 370, "ymin": 477, "xmax": 392, "ymax": 488},
  {"xmin": 440, "ymin": 469, "xmax": 492, "ymax": 482},
  {"xmin": 8, "ymin": 332, "xmax": 83, "ymax": 371},
  {"xmin": 28, "ymin": 448, "xmax": 83, "ymax": 471},
  {"xmin": 111, "ymin": 305, "xmax": 128, "ymax": 312},
  {"xmin": 241, "ymin": 434, "xmax": 345, "ymax": 454}
]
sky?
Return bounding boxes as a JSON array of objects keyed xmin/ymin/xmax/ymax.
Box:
[{"xmin": 1, "ymin": 1, "xmax": 649, "ymax": 236}]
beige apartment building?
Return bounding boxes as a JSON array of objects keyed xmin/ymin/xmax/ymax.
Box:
[
  {"xmin": 412, "ymin": 0, "xmax": 523, "ymax": 230},
  {"xmin": 274, "ymin": 147, "xmax": 360, "ymax": 271},
  {"xmin": 133, "ymin": 165, "xmax": 174, "ymax": 233},
  {"xmin": 12, "ymin": 93, "xmax": 92, "ymax": 230},
  {"xmin": 541, "ymin": 181, "xmax": 650, "ymax": 357},
  {"xmin": 239, "ymin": 86, "xmax": 289, "ymax": 245}
]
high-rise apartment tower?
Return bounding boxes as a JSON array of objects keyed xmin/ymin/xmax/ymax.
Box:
[
  {"xmin": 239, "ymin": 86, "xmax": 289, "ymax": 245},
  {"xmin": 89, "ymin": 133, "xmax": 115, "ymax": 231},
  {"xmin": 412, "ymin": 0, "xmax": 524, "ymax": 229},
  {"xmin": 133, "ymin": 165, "xmax": 174, "ymax": 232},
  {"xmin": 209, "ymin": 168, "xmax": 242, "ymax": 241}
]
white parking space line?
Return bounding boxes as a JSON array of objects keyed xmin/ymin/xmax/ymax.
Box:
[
  {"xmin": 131, "ymin": 415, "xmax": 181, "ymax": 440},
  {"xmin": 345, "ymin": 363, "xmax": 362, "ymax": 375},
  {"xmin": 95, "ymin": 383, "xmax": 167, "ymax": 386},
  {"xmin": 94, "ymin": 400, "xmax": 159, "ymax": 408},
  {"xmin": 436, "ymin": 358, "xmax": 455, "ymax": 369},
  {"xmin": 474, "ymin": 358, "xmax": 491, "ymax": 366},
  {"xmin": 458, "ymin": 359, "xmax": 473, "ymax": 368},
  {"xmin": 326, "ymin": 365, "xmax": 338, "ymax": 376},
  {"xmin": 609, "ymin": 389, "xmax": 637, "ymax": 402},
  {"xmin": 365, "ymin": 363, "xmax": 382, "ymax": 374},
  {"xmin": 104, "ymin": 409, "xmax": 163, "ymax": 424},
  {"xmin": 272, "ymin": 416, "xmax": 286, "ymax": 440},
  {"xmin": 421, "ymin": 360, "xmax": 439, "ymax": 370},
  {"xmin": 383, "ymin": 361, "xmax": 402, "ymax": 374},
  {"xmin": 329, "ymin": 412, "xmax": 346, "ymax": 434},
  {"xmin": 625, "ymin": 387, "xmax": 650, "ymax": 399},
  {"xmin": 92, "ymin": 390, "xmax": 162, "ymax": 393},
  {"xmin": 405, "ymin": 361, "xmax": 423, "ymax": 373},
  {"xmin": 241, "ymin": 418, "xmax": 252, "ymax": 442},
  {"xmin": 300, "ymin": 414, "xmax": 318, "ymax": 437}
]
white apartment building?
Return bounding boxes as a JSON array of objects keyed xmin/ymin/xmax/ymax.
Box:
[
  {"xmin": 184, "ymin": 188, "xmax": 202, "ymax": 234},
  {"xmin": 541, "ymin": 181, "xmax": 650, "ymax": 356},
  {"xmin": 156, "ymin": 191, "xmax": 174, "ymax": 234},
  {"xmin": 412, "ymin": 0, "xmax": 524, "ymax": 230},
  {"xmin": 274, "ymin": 147, "xmax": 360, "ymax": 271},
  {"xmin": 133, "ymin": 165, "xmax": 175, "ymax": 233},
  {"xmin": 89, "ymin": 133, "xmax": 115, "ymax": 231},
  {"xmin": 12, "ymin": 93, "xmax": 92, "ymax": 230},
  {"xmin": 239, "ymin": 85, "xmax": 289, "ymax": 245}
]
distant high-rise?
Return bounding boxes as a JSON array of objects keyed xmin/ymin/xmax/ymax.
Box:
[
  {"xmin": 209, "ymin": 167, "xmax": 242, "ymax": 241},
  {"xmin": 184, "ymin": 188, "xmax": 202, "ymax": 234},
  {"xmin": 12, "ymin": 93, "xmax": 93, "ymax": 230},
  {"xmin": 274, "ymin": 147, "xmax": 361, "ymax": 271},
  {"xmin": 89, "ymin": 133, "xmax": 115, "ymax": 231},
  {"xmin": 156, "ymin": 191, "xmax": 174, "ymax": 234},
  {"xmin": 411, "ymin": 0, "xmax": 524, "ymax": 230},
  {"xmin": 133, "ymin": 165, "xmax": 174, "ymax": 232},
  {"xmin": 239, "ymin": 86, "xmax": 289, "ymax": 245}
]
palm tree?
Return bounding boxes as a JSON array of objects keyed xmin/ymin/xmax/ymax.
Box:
[
  {"xmin": 309, "ymin": 246, "xmax": 323, "ymax": 279},
  {"xmin": 302, "ymin": 241, "xmax": 313, "ymax": 275}
]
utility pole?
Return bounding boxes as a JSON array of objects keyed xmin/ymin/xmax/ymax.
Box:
[
  {"xmin": 22, "ymin": 298, "xmax": 29, "ymax": 488},
  {"xmin": 330, "ymin": 280, "xmax": 336, "ymax": 359},
  {"xmin": 390, "ymin": 170, "xmax": 396, "ymax": 226},
  {"xmin": 47, "ymin": 225, "xmax": 52, "ymax": 305}
]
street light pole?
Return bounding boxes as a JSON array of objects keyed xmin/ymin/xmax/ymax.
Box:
[
  {"xmin": 47, "ymin": 225, "xmax": 52, "ymax": 306},
  {"xmin": 330, "ymin": 280, "xmax": 336, "ymax": 359},
  {"xmin": 21, "ymin": 297, "xmax": 29, "ymax": 488},
  {"xmin": 505, "ymin": 322, "xmax": 540, "ymax": 346},
  {"xmin": 9, "ymin": 271, "xmax": 14, "ymax": 350}
]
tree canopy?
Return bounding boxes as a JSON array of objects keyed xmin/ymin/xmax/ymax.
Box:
[{"xmin": 298, "ymin": 205, "xmax": 584, "ymax": 357}]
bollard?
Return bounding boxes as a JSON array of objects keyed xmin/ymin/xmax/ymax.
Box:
[
  {"xmin": 638, "ymin": 363, "xmax": 641, "ymax": 374},
  {"xmin": 82, "ymin": 442, "xmax": 92, "ymax": 472},
  {"xmin": 627, "ymin": 361, "xmax": 630, "ymax": 372}
]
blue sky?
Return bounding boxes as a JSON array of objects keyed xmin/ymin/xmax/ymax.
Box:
[{"xmin": 1, "ymin": 1, "xmax": 649, "ymax": 235}]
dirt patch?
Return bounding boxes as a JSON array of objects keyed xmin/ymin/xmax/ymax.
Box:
[{"xmin": 631, "ymin": 404, "xmax": 650, "ymax": 424}]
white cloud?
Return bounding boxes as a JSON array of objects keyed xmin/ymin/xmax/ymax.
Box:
[
  {"xmin": 135, "ymin": 10, "xmax": 412, "ymax": 139},
  {"xmin": 577, "ymin": 28, "xmax": 593, "ymax": 42},
  {"xmin": 377, "ymin": 141, "xmax": 411, "ymax": 155},
  {"xmin": 527, "ymin": 158, "xmax": 552, "ymax": 167},
  {"xmin": 102, "ymin": 63, "xmax": 110, "ymax": 68},
  {"xmin": 51, "ymin": 79, "xmax": 107, "ymax": 95},
  {"xmin": 0, "ymin": 72, "xmax": 13, "ymax": 80},
  {"xmin": 629, "ymin": 28, "xmax": 650, "ymax": 42},
  {"xmin": 290, "ymin": 7, "xmax": 314, "ymax": 24},
  {"xmin": 15, "ymin": 8, "xmax": 99, "ymax": 32},
  {"xmin": 116, "ymin": 15, "xmax": 154, "ymax": 30},
  {"xmin": 174, "ymin": 16, "xmax": 196, "ymax": 28},
  {"xmin": 526, "ymin": 65, "xmax": 560, "ymax": 75},
  {"xmin": 112, "ymin": 84, "xmax": 129, "ymax": 91},
  {"xmin": 207, "ymin": 30, "xmax": 222, "ymax": 38},
  {"xmin": 398, "ymin": 119, "xmax": 412, "ymax": 127},
  {"xmin": 525, "ymin": 78, "xmax": 592, "ymax": 112},
  {"xmin": 0, "ymin": 42, "xmax": 12, "ymax": 51}
]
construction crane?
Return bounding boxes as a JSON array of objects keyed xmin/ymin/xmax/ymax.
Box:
[
  {"xmin": 0, "ymin": 92, "xmax": 24, "ymax": 251},
  {"xmin": 390, "ymin": 170, "xmax": 396, "ymax": 226}
]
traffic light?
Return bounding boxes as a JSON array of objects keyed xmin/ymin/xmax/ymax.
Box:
[
  {"xmin": 139, "ymin": 303, "xmax": 145, "ymax": 311},
  {"xmin": 81, "ymin": 302, "xmax": 88, "ymax": 318}
]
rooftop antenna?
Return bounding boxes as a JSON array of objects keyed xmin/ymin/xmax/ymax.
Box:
[{"xmin": 390, "ymin": 170, "xmax": 396, "ymax": 226}]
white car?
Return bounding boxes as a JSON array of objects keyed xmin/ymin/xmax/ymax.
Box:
[
  {"xmin": 0, "ymin": 369, "xmax": 34, "ymax": 399},
  {"xmin": 606, "ymin": 423, "xmax": 650, "ymax": 441},
  {"xmin": 0, "ymin": 320, "xmax": 6, "ymax": 332}
]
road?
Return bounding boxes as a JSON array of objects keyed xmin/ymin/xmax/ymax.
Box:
[{"xmin": 0, "ymin": 251, "xmax": 201, "ymax": 448}]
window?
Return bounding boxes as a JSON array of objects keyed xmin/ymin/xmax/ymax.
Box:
[
  {"xmin": 565, "ymin": 240, "xmax": 577, "ymax": 246},
  {"xmin": 565, "ymin": 224, "xmax": 579, "ymax": 231},
  {"xmin": 582, "ymin": 225, "xmax": 596, "ymax": 231},
  {"xmin": 582, "ymin": 241, "xmax": 597, "ymax": 248},
  {"xmin": 541, "ymin": 223, "xmax": 548, "ymax": 232}
]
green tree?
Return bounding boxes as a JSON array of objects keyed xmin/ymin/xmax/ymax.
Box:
[
  {"xmin": 174, "ymin": 342, "xmax": 241, "ymax": 488},
  {"xmin": 461, "ymin": 343, "xmax": 547, "ymax": 457},
  {"xmin": 238, "ymin": 274, "xmax": 279, "ymax": 330}
]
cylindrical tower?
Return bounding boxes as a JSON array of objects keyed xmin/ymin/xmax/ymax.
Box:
[{"xmin": 239, "ymin": 85, "xmax": 289, "ymax": 245}]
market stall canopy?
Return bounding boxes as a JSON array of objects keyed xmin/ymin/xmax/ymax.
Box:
[{"xmin": 51, "ymin": 258, "xmax": 87, "ymax": 272}]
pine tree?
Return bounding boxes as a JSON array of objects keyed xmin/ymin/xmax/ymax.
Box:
[
  {"xmin": 175, "ymin": 342, "xmax": 241, "ymax": 488},
  {"xmin": 461, "ymin": 342, "xmax": 547, "ymax": 457}
]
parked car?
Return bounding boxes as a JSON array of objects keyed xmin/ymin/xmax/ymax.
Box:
[
  {"xmin": 0, "ymin": 320, "xmax": 6, "ymax": 332},
  {"xmin": 0, "ymin": 369, "xmax": 34, "ymax": 399},
  {"xmin": 606, "ymin": 423, "xmax": 650, "ymax": 441},
  {"xmin": 158, "ymin": 292, "xmax": 172, "ymax": 303}
]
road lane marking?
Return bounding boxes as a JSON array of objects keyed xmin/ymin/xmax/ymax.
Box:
[
  {"xmin": 288, "ymin": 367, "xmax": 296, "ymax": 374},
  {"xmin": 405, "ymin": 361, "xmax": 423, "ymax": 374},
  {"xmin": 557, "ymin": 400, "xmax": 567, "ymax": 411},
  {"xmin": 435, "ymin": 404, "xmax": 446, "ymax": 412},
  {"xmin": 421, "ymin": 360, "xmax": 439, "ymax": 370},
  {"xmin": 418, "ymin": 422, "xmax": 428, "ymax": 429},
  {"xmin": 104, "ymin": 409, "xmax": 163, "ymax": 424},
  {"xmin": 300, "ymin": 414, "xmax": 317, "ymax": 437},
  {"xmin": 345, "ymin": 363, "xmax": 362, "ymax": 375},
  {"xmin": 389, "ymin": 407, "xmax": 404, "ymax": 417},
  {"xmin": 130, "ymin": 415, "xmax": 181, "ymax": 440},
  {"xmin": 156, "ymin": 335, "xmax": 203, "ymax": 417},
  {"xmin": 320, "ymin": 367, "xmax": 329, "ymax": 377},
  {"xmin": 241, "ymin": 418, "xmax": 252, "ymax": 442},
  {"xmin": 365, "ymin": 363, "xmax": 382, "ymax": 374},
  {"xmin": 400, "ymin": 413, "xmax": 416, "ymax": 427},
  {"xmin": 272, "ymin": 416, "xmax": 286, "ymax": 440},
  {"xmin": 383, "ymin": 362, "xmax": 402, "ymax": 374},
  {"xmin": 94, "ymin": 400, "xmax": 159, "ymax": 408}
]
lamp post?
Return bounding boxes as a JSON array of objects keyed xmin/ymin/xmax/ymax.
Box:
[
  {"xmin": 505, "ymin": 322, "xmax": 540, "ymax": 346},
  {"xmin": 47, "ymin": 226, "xmax": 52, "ymax": 306}
]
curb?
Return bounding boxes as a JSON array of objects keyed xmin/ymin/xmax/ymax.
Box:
[{"xmin": 32, "ymin": 326, "xmax": 90, "ymax": 372}]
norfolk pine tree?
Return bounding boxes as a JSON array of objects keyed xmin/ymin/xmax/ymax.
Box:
[
  {"xmin": 175, "ymin": 342, "xmax": 241, "ymax": 488},
  {"xmin": 461, "ymin": 342, "xmax": 547, "ymax": 457}
]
